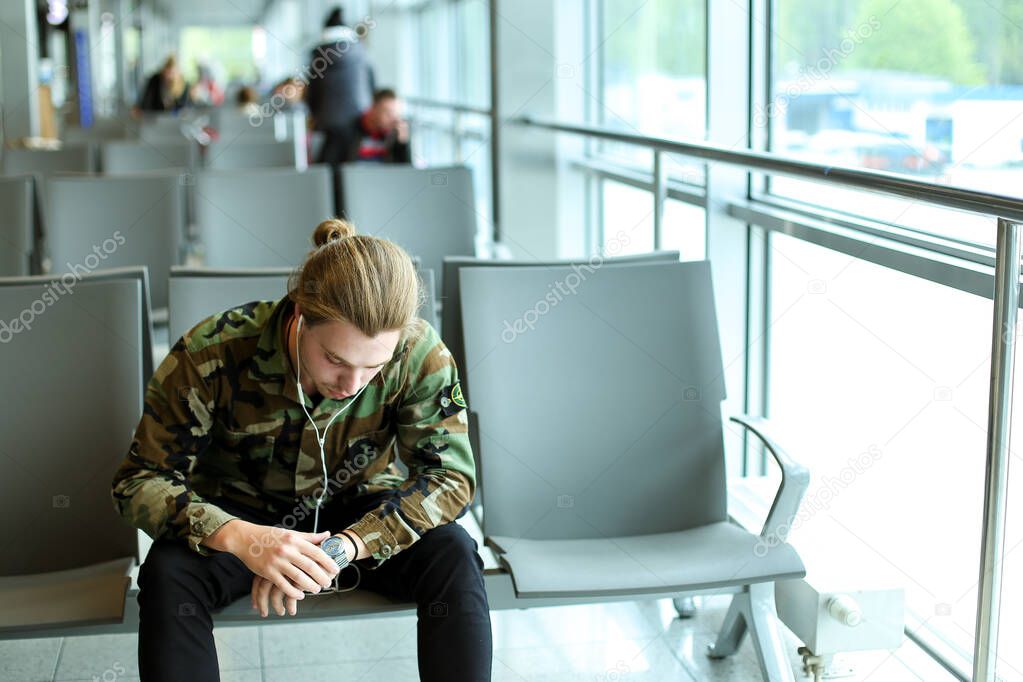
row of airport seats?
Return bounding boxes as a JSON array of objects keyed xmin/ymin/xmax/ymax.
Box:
[
  {"xmin": 0, "ymin": 164, "xmax": 477, "ymax": 314},
  {"xmin": 0, "ymin": 110, "xmax": 311, "ymax": 288},
  {"xmin": 8, "ymin": 109, "xmax": 304, "ymax": 172},
  {"xmin": 0, "ymin": 253, "xmax": 810, "ymax": 680},
  {"xmin": 0, "ymin": 139, "xmax": 300, "ymax": 175}
]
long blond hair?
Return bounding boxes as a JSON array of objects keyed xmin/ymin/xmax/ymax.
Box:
[{"xmin": 289, "ymin": 218, "xmax": 423, "ymax": 338}]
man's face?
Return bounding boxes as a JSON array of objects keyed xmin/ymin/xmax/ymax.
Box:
[
  {"xmin": 371, "ymin": 98, "xmax": 402, "ymax": 132},
  {"xmin": 296, "ymin": 315, "xmax": 401, "ymax": 400}
]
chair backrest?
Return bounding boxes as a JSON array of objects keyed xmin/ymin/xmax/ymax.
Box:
[
  {"xmin": 212, "ymin": 109, "xmax": 287, "ymax": 143},
  {"xmin": 442, "ymin": 251, "xmax": 681, "ymax": 395},
  {"xmin": 0, "ymin": 176, "xmax": 36, "ymax": 276},
  {"xmin": 45, "ymin": 173, "xmax": 185, "ymax": 310},
  {"xmin": 206, "ymin": 140, "xmax": 298, "ymax": 170},
  {"xmin": 169, "ymin": 265, "xmax": 439, "ymax": 342},
  {"xmin": 341, "ymin": 165, "xmax": 477, "ymax": 299},
  {"xmin": 169, "ymin": 266, "xmax": 291, "ymax": 341},
  {"xmin": 1, "ymin": 266, "xmax": 154, "ymax": 385},
  {"xmin": 64, "ymin": 118, "xmax": 140, "ymax": 144},
  {"xmin": 1, "ymin": 146, "xmax": 95, "ymax": 175},
  {"xmin": 101, "ymin": 140, "xmax": 197, "ymax": 173},
  {"xmin": 0, "ymin": 276, "xmax": 142, "ymax": 574},
  {"xmin": 138, "ymin": 112, "xmax": 202, "ymax": 143},
  {"xmin": 195, "ymin": 166, "xmax": 332, "ymax": 268},
  {"xmin": 460, "ymin": 260, "xmax": 728, "ymax": 541}
]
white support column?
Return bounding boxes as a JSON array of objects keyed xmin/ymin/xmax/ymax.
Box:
[
  {"xmin": 0, "ymin": 0, "xmax": 42, "ymax": 143},
  {"xmin": 494, "ymin": 0, "xmax": 559, "ymax": 259},
  {"xmin": 706, "ymin": 0, "xmax": 754, "ymax": 477}
]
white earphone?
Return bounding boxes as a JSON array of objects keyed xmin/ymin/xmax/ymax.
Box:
[{"xmin": 295, "ymin": 313, "xmax": 366, "ymax": 592}]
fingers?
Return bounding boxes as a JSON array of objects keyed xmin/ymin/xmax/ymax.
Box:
[
  {"xmin": 295, "ymin": 530, "xmax": 331, "ymax": 543},
  {"xmin": 298, "ymin": 539, "xmax": 341, "ymax": 580},
  {"xmin": 270, "ymin": 582, "xmax": 287, "ymax": 616},
  {"xmin": 280, "ymin": 563, "xmax": 319, "ymax": 597},
  {"xmin": 293, "ymin": 552, "xmax": 334, "ymax": 589},
  {"xmin": 252, "ymin": 576, "xmax": 304, "ymax": 618},
  {"xmin": 250, "ymin": 575, "xmax": 260, "ymax": 613},
  {"xmin": 255, "ymin": 576, "xmax": 274, "ymax": 618}
]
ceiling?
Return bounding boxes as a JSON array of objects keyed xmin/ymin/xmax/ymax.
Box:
[{"xmin": 149, "ymin": 0, "xmax": 271, "ymax": 26}]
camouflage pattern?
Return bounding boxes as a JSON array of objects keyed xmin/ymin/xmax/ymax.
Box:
[{"xmin": 110, "ymin": 296, "xmax": 475, "ymax": 567}]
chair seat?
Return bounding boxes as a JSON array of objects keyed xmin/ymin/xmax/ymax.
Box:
[
  {"xmin": 487, "ymin": 521, "xmax": 805, "ymax": 599},
  {"xmin": 0, "ymin": 557, "xmax": 134, "ymax": 635}
]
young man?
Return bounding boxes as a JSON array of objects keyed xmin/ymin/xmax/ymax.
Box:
[{"xmin": 112, "ymin": 219, "xmax": 492, "ymax": 682}]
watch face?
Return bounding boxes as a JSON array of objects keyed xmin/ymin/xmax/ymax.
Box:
[{"xmin": 320, "ymin": 535, "xmax": 343, "ymax": 557}]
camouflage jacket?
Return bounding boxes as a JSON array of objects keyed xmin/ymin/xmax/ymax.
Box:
[{"xmin": 110, "ymin": 296, "xmax": 475, "ymax": 567}]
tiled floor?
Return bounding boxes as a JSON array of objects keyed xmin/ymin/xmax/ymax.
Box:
[{"xmin": 0, "ymin": 595, "xmax": 957, "ymax": 681}]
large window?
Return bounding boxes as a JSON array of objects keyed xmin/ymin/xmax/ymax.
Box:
[
  {"xmin": 454, "ymin": 0, "xmax": 489, "ymax": 107},
  {"xmin": 591, "ymin": 0, "xmax": 707, "ymax": 256},
  {"xmin": 179, "ymin": 25, "xmax": 259, "ymax": 84},
  {"xmin": 596, "ymin": 0, "xmax": 705, "ymax": 177},
  {"xmin": 767, "ymin": 0, "xmax": 1023, "ymax": 247},
  {"xmin": 767, "ymin": 232, "xmax": 1023, "ymax": 674},
  {"xmin": 598, "ymin": 0, "xmax": 705, "ymax": 141}
]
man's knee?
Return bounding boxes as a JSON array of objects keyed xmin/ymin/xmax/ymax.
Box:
[
  {"xmin": 137, "ymin": 540, "xmax": 210, "ymax": 614},
  {"xmin": 416, "ymin": 523, "xmax": 484, "ymax": 576}
]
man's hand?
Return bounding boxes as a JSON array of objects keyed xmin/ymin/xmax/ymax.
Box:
[
  {"xmin": 205, "ymin": 519, "xmax": 340, "ymax": 600},
  {"xmin": 250, "ymin": 532, "xmax": 361, "ymax": 617},
  {"xmin": 396, "ymin": 119, "xmax": 410, "ymax": 144},
  {"xmin": 251, "ymin": 574, "xmax": 299, "ymax": 617}
]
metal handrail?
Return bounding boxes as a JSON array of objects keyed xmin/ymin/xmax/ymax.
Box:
[
  {"xmin": 405, "ymin": 97, "xmax": 491, "ymax": 117},
  {"xmin": 514, "ymin": 115, "xmax": 1023, "ymax": 224}
]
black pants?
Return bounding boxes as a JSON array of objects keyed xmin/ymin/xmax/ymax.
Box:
[
  {"xmin": 136, "ymin": 493, "xmax": 493, "ymax": 682},
  {"xmin": 316, "ymin": 126, "xmax": 356, "ymax": 215}
]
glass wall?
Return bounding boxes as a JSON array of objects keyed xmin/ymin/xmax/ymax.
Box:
[
  {"xmin": 589, "ymin": 0, "xmax": 706, "ymax": 255},
  {"xmin": 767, "ymin": 0, "xmax": 1023, "ymax": 247},
  {"xmin": 765, "ymin": 232, "xmax": 1023, "ymax": 669}
]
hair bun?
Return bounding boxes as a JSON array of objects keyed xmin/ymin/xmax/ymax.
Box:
[{"xmin": 313, "ymin": 218, "xmax": 357, "ymax": 247}]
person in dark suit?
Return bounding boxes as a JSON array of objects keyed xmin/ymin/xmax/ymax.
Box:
[{"xmin": 304, "ymin": 7, "xmax": 375, "ymax": 165}]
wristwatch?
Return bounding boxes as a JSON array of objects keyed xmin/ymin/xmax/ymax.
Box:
[{"xmin": 319, "ymin": 534, "xmax": 351, "ymax": 571}]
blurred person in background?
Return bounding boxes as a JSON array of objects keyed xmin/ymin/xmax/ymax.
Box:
[
  {"xmin": 236, "ymin": 86, "xmax": 261, "ymax": 118},
  {"xmin": 271, "ymin": 76, "xmax": 307, "ymax": 110},
  {"xmin": 137, "ymin": 55, "xmax": 191, "ymax": 112},
  {"xmin": 349, "ymin": 88, "xmax": 411, "ymax": 163},
  {"xmin": 190, "ymin": 63, "xmax": 224, "ymax": 107},
  {"xmin": 305, "ymin": 6, "xmax": 375, "ymax": 164}
]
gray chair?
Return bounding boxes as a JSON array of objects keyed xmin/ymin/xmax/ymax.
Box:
[
  {"xmin": 101, "ymin": 141, "xmax": 197, "ymax": 173},
  {"xmin": 460, "ymin": 260, "xmax": 809, "ymax": 681},
  {"xmin": 1, "ymin": 266, "xmax": 154, "ymax": 386},
  {"xmin": 341, "ymin": 165, "xmax": 477, "ymax": 299},
  {"xmin": 205, "ymin": 140, "xmax": 298, "ymax": 170},
  {"xmin": 168, "ymin": 266, "xmax": 292, "ymax": 342},
  {"xmin": 0, "ymin": 175, "xmax": 37, "ymax": 276},
  {"xmin": 1, "ymin": 145, "xmax": 96, "ymax": 175},
  {"xmin": 64, "ymin": 118, "xmax": 140, "ymax": 144},
  {"xmin": 441, "ymin": 251, "xmax": 681, "ymax": 397},
  {"xmin": 45, "ymin": 173, "xmax": 185, "ymax": 311},
  {"xmin": 169, "ymin": 265, "xmax": 438, "ymax": 343},
  {"xmin": 194, "ymin": 166, "xmax": 332, "ymax": 268},
  {"xmin": 211, "ymin": 109, "xmax": 288, "ymax": 143},
  {"xmin": 138, "ymin": 112, "xmax": 205, "ymax": 143},
  {"xmin": 0, "ymin": 276, "xmax": 142, "ymax": 636}
]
